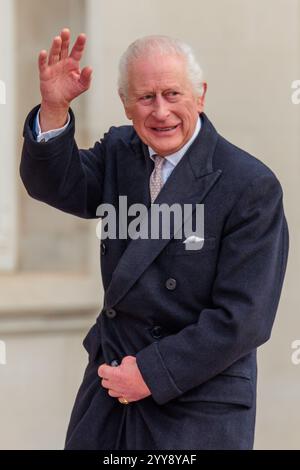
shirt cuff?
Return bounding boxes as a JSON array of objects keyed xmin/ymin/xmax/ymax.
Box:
[{"xmin": 34, "ymin": 109, "xmax": 71, "ymax": 143}]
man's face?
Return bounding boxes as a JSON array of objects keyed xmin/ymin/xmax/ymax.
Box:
[{"xmin": 121, "ymin": 54, "xmax": 206, "ymax": 157}]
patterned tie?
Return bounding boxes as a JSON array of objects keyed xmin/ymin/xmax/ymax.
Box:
[{"xmin": 150, "ymin": 155, "xmax": 165, "ymax": 203}]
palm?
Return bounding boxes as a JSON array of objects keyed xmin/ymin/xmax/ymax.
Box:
[{"xmin": 40, "ymin": 58, "xmax": 86, "ymax": 106}]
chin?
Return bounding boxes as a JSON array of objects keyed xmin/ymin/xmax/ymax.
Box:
[{"xmin": 154, "ymin": 142, "xmax": 181, "ymax": 155}]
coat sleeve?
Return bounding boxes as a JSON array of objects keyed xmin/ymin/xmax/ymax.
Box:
[
  {"xmin": 136, "ymin": 172, "xmax": 289, "ymax": 405},
  {"xmin": 20, "ymin": 105, "xmax": 106, "ymax": 219}
]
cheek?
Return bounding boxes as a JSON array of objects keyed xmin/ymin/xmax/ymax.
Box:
[
  {"xmin": 132, "ymin": 110, "xmax": 150, "ymax": 127},
  {"xmin": 134, "ymin": 120, "xmax": 147, "ymax": 133},
  {"xmin": 176, "ymin": 106, "xmax": 193, "ymax": 122},
  {"xmin": 132, "ymin": 118, "xmax": 149, "ymax": 137}
]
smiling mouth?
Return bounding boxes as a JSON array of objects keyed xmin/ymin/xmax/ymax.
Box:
[{"xmin": 151, "ymin": 124, "xmax": 180, "ymax": 133}]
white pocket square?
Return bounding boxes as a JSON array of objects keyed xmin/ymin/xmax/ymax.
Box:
[
  {"xmin": 183, "ymin": 235, "xmax": 204, "ymax": 250},
  {"xmin": 183, "ymin": 235, "xmax": 204, "ymax": 244}
]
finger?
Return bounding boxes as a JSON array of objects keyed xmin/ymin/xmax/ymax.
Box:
[
  {"xmin": 108, "ymin": 389, "xmax": 121, "ymax": 398},
  {"xmin": 60, "ymin": 28, "xmax": 70, "ymax": 59},
  {"xmin": 38, "ymin": 50, "xmax": 48, "ymax": 74},
  {"xmin": 48, "ymin": 36, "xmax": 62, "ymax": 65},
  {"xmin": 98, "ymin": 364, "xmax": 110, "ymax": 379},
  {"xmin": 101, "ymin": 378, "xmax": 110, "ymax": 389},
  {"xmin": 70, "ymin": 33, "xmax": 86, "ymax": 62},
  {"xmin": 121, "ymin": 355, "xmax": 135, "ymax": 364},
  {"xmin": 79, "ymin": 66, "xmax": 93, "ymax": 89}
]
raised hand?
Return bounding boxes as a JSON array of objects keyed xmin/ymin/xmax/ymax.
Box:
[{"xmin": 38, "ymin": 28, "xmax": 92, "ymax": 132}]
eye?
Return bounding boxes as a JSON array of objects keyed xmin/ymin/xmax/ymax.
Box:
[
  {"xmin": 140, "ymin": 94, "xmax": 153, "ymax": 102},
  {"xmin": 165, "ymin": 91, "xmax": 180, "ymax": 100}
]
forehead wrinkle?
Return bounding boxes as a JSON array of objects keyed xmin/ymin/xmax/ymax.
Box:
[
  {"xmin": 130, "ymin": 76, "xmax": 184, "ymax": 95},
  {"xmin": 128, "ymin": 57, "xmax": 187, "ymax": 89},
  {"xmin": 133, "ymin": 71, "xmax": 183, "ymax": 85}
]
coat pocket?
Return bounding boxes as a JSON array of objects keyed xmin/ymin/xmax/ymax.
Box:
[
  {"xmin": 178, "ymin": 373, "xmax": 253, "ymax": 409},
  {"xmin": 82, "ymin": 322, "xmax": 103, "ymax": 362},
  {"xmin": 166, "ymin": 237, "xmax": 216, "ymax": 256}
]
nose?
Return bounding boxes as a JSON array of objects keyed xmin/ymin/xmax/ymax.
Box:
[{"xmin": 152, "ymin": 95, "xmax": 170, "ymax": 120}]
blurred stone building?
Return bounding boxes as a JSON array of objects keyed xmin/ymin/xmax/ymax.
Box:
[{"xmin": 0, "ymin": 0, "xmax": 299, "ymax": 449}]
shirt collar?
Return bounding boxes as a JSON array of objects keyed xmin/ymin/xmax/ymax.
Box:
[{"xmin": 148, "ymin": 116, "xmax": 201, "ymax": 166}]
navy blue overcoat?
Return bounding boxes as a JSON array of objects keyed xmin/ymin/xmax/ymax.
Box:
[{"xmin": 20, "ymin": 108, "xmax": 289, "ymax": 449}]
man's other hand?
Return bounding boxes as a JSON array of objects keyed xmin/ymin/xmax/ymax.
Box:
[{"xmin": 98, "ymin": 356, "xmax": 152, "ymax": 404}]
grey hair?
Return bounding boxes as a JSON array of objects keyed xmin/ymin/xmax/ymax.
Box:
[{"xmin": 118, "ymin": 35, "xmax": 204, "ymax": 100}]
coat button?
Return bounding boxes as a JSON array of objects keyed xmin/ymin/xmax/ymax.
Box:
[
  {"xmin": 165, "ymin": 278, "xmax": 177, "ymax": 290},
  {"xmin": 105, "ymin": 308, "xmax": 117, "ymax": 319},
  {"xmin": 101, "ymin": 242, "xmax": 106, "ymax": 255},
  {"xmin": 110, "ymin": 359, "xmax": 119, "ymax": 367},
  {"xmin": 151, "ymin": 325, "xmax": 163, "ymax": 339}
]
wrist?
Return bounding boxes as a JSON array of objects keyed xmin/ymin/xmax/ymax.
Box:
[{"xmin": 39, "ymin": 101, "xmax": 69, "ymax": 132}]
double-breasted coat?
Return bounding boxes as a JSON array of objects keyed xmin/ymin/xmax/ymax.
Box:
[{"xmin": 20, "ymin": 107, "xmax": 289, "ymax": 450}]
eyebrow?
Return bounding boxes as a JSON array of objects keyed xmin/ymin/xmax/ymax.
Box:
[{"xmin": 134, "ymin": 87, "xmax": 182, "ymax": 96}]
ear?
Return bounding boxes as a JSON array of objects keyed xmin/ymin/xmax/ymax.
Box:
[
  {"xmin": 196, "ymin": 82, "xmax": 207, "ymax": 113},
  {"xmin": 119, "ymin": 91, "xmax": 133, "ymax": 120}
]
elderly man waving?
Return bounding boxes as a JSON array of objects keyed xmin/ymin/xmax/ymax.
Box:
[{"xmin": 20, "ymin": 29, "xmax": 288, "ymax": 450}]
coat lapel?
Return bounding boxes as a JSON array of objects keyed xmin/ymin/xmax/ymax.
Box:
[
  {"xmin": 104, "ymin": 114, "xmax": 222, "ymax": 308},
  {"xmin": 117, "ymin": 132, "xmax": 153, "ymax": 211}
]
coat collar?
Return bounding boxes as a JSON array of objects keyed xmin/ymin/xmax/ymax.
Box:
[{"xmin": 104, "ymin": 113, "xmax": 222, "ymax": 308}]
